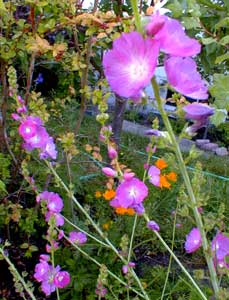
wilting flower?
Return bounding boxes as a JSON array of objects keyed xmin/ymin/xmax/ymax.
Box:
[
  {"xmin": 147, "ymin": 220, "xmax": 160, "ymax": 232},
  {"xmin": 212, "ymin": 232, "xmax": 229, "ymax": 269},
  {"xmin": 110, "ymin": 178, "xmax": 148, "ymax": 214},
  {"xmin": 103, "ymin": 31, "xmax": 160, "ymax": 99},
  {"xmin": 69, "ymin": 231, "xmax": 87, "ymax": 245},
  {"xmin": 185, "ymin": 228, "xmax": 202, "ymax": 253},
  {"xmin": 146, "ymin": 13, "xmax": 201, "ymax": 57},
  {"xmin": 165, "ymin": 56, "xmax": 208, "ymax": 100}
]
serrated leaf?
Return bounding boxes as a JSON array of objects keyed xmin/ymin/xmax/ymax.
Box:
[
  {"xmin": 182, "ymin": 17, "xmax": 201, "ymax": 29},
  {"xmin": 210, "ymin": 109, "xmax": 227, "ymax": 127},
  {"xmin": 215, "ymin": 52, "xmax": 229, "ymax": 64},
  {"xmin": 215, "ymin": 17, "xmax": 229, "ymax": 29},
  {"xmin": 209, "ymin": 74, "xmax": 229, "ymax": 110},
  {"xmin": 219, "ymin": 35, "xmax": 229, "ymax": 46},
  {"xmin": 201, "ymin": 37, "xmax": 216, "ymax": 45}
]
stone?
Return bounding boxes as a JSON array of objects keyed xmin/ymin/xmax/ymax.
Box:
[
  {"xmin": 200, "ymin": 143, "xmax": 219, "ymax": 152},
  {"xmin": 215, "ymin": 147, "xmax": 228, "ymax": 156},
  {"xmin": 195, "ymin": 139, "xmax": 210, "ymax": 147}
]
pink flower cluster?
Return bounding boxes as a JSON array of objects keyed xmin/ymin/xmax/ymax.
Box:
[
  {"xmin": 103, "ymin": 13, "xmax": 208, "ymax": 100},
  {"xmin": 12, "ymin": 96, "xmax": 57, "ymax": 160},
  {"xmin": 110, "ymin": 177, "xmax": 148, "ymax": 215},
  {"xmin": 34, "ymin": 254, "xmax": 70, "ymax": 296},
  {"xmin": 36, "ymin": 191, "xmax": 64, "ymax": 227}
]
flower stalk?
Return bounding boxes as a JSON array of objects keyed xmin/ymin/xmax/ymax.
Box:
[{"xmin": 151, "ymin": 77, "xmax": 219, "ymax": 296}]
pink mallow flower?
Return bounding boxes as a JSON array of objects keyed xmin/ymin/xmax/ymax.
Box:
[
  {"xmin": 37, "ymin": 191, "xmax": 63, "ymax": 213},
  {"xmin": 54, "ymin": 271, "xmax": 71, "ymax": 288},
  {"xmin": 146, "ymin": 13, "xmax": 200, "ymax": 57},
  {"xmin": 34, "ymin": 260, "xmax": 70, "ymax": 296},
  {"xmin": 185, "ymin": 228, "xmax": 202, "ymax": 254},
  {"xmin": 110, "ymin": 177, "xmax": 148, "ymax": 214},
  {"xmin": 183, "ymin": 103, "xmax": 214, "ymax": 133},
  {"xmin": 18, "ymin": 115, "xmax": 57, "ymax": 159},
  {"xmin": 165, "ymin": 56, "xmax": 208, "ymax": 100},
  {"xmin": 148, "ymin": 166, "xmax": 161, "ymax": 187},
  {"xmin": 102, "ymin": 31, "xmax": 160, "ymax": 99},
  {"xmin": 102, "ymin": 167, "xmax": 117, "ymax": 177},
  {"xmin": 212, "ymin": 232, "xmax": 229, "ymax": 269},
  {"xmin": 69, "ymin": 231, "xmax": 87, "ymax": 245}
]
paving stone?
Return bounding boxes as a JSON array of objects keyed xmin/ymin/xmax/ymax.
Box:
[
  {"xmin": 200, "ymin": 143, "xmax": 219, "ymax": 152},
  {"xmin": 195, "ymin": 139, "xmax": 210, "ymax": 147},
  {"xmin": 215, "ymin": 147, "xmax": 228, "ymax": 156}
]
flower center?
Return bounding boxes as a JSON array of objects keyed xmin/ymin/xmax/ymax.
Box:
[
  {"xmin": 129, "ymin": 187, "xmax": 137, "ymax": 198},
  {"xmin": 128, "ymin": 61, "xmax": 148, "ymax": 81}
]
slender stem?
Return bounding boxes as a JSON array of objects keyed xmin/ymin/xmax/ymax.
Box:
[
  {"xmin": 144, "ymin": 214, "xmax": 207, "ymax": 300},
  {"xmin": 51, "ymin": 248, "xmax": 60, "ymax": 300},
  {"xmin": 161, "ymin": 207, "xmax": 177, "ymax": 300},
  {"xmin": 0, "ymin": 247, "xmax": 37, "ymax": 300},
  {"xmin": 25, "ymin": 52, "xmax": 36, "ymax": 105},
  {"xmin": 128, "ymin": 214, "xmax": 138, "ymax": 262},
  {"xmin": 46, "ymin": 161, "xmax": 150, "ymax": 300},
  {"xmin": 151, "ymin": 77, "xmax": 219, "ymax": 296},
  {"xmin": 63, "ymin": 215, "xmax": 110, "ymax": 248},
  {"xmin": 130, "ymin": 0, "xmax": 142, "ymax": 33},
  {"xmin": 61, "ymin": 233, "xmax": 145, "ymax": 299}
]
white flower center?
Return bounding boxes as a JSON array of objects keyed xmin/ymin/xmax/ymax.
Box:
[
  {"xmin": 129, "ymin": 187, "xmax": 137, "ymax": 198},
  {"xmin": 128, "ymin": 61, "xmax": 148, "ymax": 81}
]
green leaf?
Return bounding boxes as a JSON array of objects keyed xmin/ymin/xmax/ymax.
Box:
[
  {"xmin": 187, "ymin": 0, "xmax": 201, "ymax": 17},
  {"xmin": 167, "ymin": 0, "xmax": 183, "ymax": 18},
  {"xmin": 209, "ymin": 74, "xmax": 229, "ymax": 110},
  {"xmin": 182, "ymin": 17, "xmax": 201, "ymax": 29},
  {"xmin": 20, "ymin": 243, "xmax": 29, "ymax": 249},
  {"xmin": 0, "ymin": 0, "xmax": 7, "ymax": 14},
  {"xmin": 215, "ymin": 17, "xmax": 229, "ymax": 29},
  {"xmin": 215, "ymin": 52, "xmax": 229, "ymax": 64},
  {"xmin": 201, "ymin": 37, "xmax": 216, "ymax": 45},
  {"xmin": 219, "ymin": 35, "xmax": 229, "ymax": 46},
  {"xmin": 210, "ymin": 109, "xmax": 227, "ymax": 127}
]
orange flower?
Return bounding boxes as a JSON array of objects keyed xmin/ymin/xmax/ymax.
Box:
[
  {"xmin": 103, "ymin": 189, "xmax": 116, "ymax": 201},
  {"xmin": 155, "ymin": 159, "xmax": 168, "ymax": 170},
  {"xmin": 95, "ymin": 191, "xmax": 102, "ymax": 198},
  {"xmin": 159, "ymin": 175, "xmax": 171, "ymax": 189},
  {"xmin": 115, "ymin": 207, "xmax": 135, "ymax": 216},
  {"xmin": 166, "ymin": 171, "xmax": 177, "ymax": 182}
]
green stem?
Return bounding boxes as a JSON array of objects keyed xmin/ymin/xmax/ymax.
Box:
[
  {"xmin": 130, "ymin": 0, "xmax": 142, "ymax": 33},
  {"xmin": 51, "ymin": 249, "xmax": 60, "ymax": 300},
  {"xmin": 0, "ymin": 247, "xmax": 37, "ymax": 300},
  {"xmin": 128, "ymin": 214, "xmax": 138, "ymax": 262},
  {"xmin": 144, "ymin": 214, "xmax": 207, "ymax": 300},
  {"xmin": 61, "ymin": 233, "xmax": 145, "ymax": 299},
  {"xmin": 160, "ymin": 206, "xmax": 177, "ymax": 300},
  {"xmin": 151, "ymin": 77, "xmax": 219, "ymax": 296},
  {"xmin": 46, "ymin": 161, "xmax": 150, "ymax": 300}
]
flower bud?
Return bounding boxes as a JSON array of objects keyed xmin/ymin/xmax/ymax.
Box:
[{"xmin": 102, "ymin": 167, "xmax": 117, "ymax": 177}]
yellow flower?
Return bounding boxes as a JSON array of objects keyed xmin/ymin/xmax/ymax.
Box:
[
  {"xmin": 95, "ymin": 191, "xmax": 102, "ymax": 198},
  {"xmin": 103, "ymin": 189, "xmax": 116, "ymax": 201}
]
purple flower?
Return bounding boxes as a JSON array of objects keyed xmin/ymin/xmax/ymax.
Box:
[
  {"xmin": 102, "ymin": 31, "xmax": 160, "ymax": 99},
  {"xmin": 212, "ymin": 232, "xmax": 229, "ymax": 269},
  {"xmin": 183, "ymin": 103, "xmax": 214, "ymax": 134},
  {"xmin": 54, "ymin": 271, "xmax": 71, "ymax": 288},
  {"xmin": 102, "ymin": 167, "xmax": 117, "ymax": 177},
  {"xmin": 165, "ymin": 56, "xmax": 208, "ymax": 100},
  {"xmin": 34, "ymin": 260, "xmax": 50, "ymax": 282},
  {"xmin": 69, "ymin": 231, "xmax": 87, "ymax": 245},
  {"xmin": 146, "ymin": 13, "xmax": 201, "ymax": 57},
  {"xmin": 185, "ymin": 228, "xmax": 202, "ymax": 253},
  {"xmin": 34, "ymin": 73, "xmax": 44, "ymax": 85},
  {"xmin": 110, "ymin": 178, "xmax": 148, "ymax": 210},
  {"xmin": 122, "ymin": 265, "xmax": 129, "ymax": 274},
  {"xmin": 40, "ymin": 137, "xmax": 57, "ymax": 160},
  {"xmin": 45, "ymin": 212, "xmax": 65, "ymax": 227},
  {"xmin": 37, "ymin": 191, "xmax": 63, "ymax": 213},
  {"xmin": 148, "ymin": 166, "xmax": 161, "ymax": 187},
  {"xmin": 147, "ymin": 220, "xmax": 160, "ymax": 232},
  {"xmin": 95, "ymin": 284, "xmax": 107, "ymax": 297}
]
